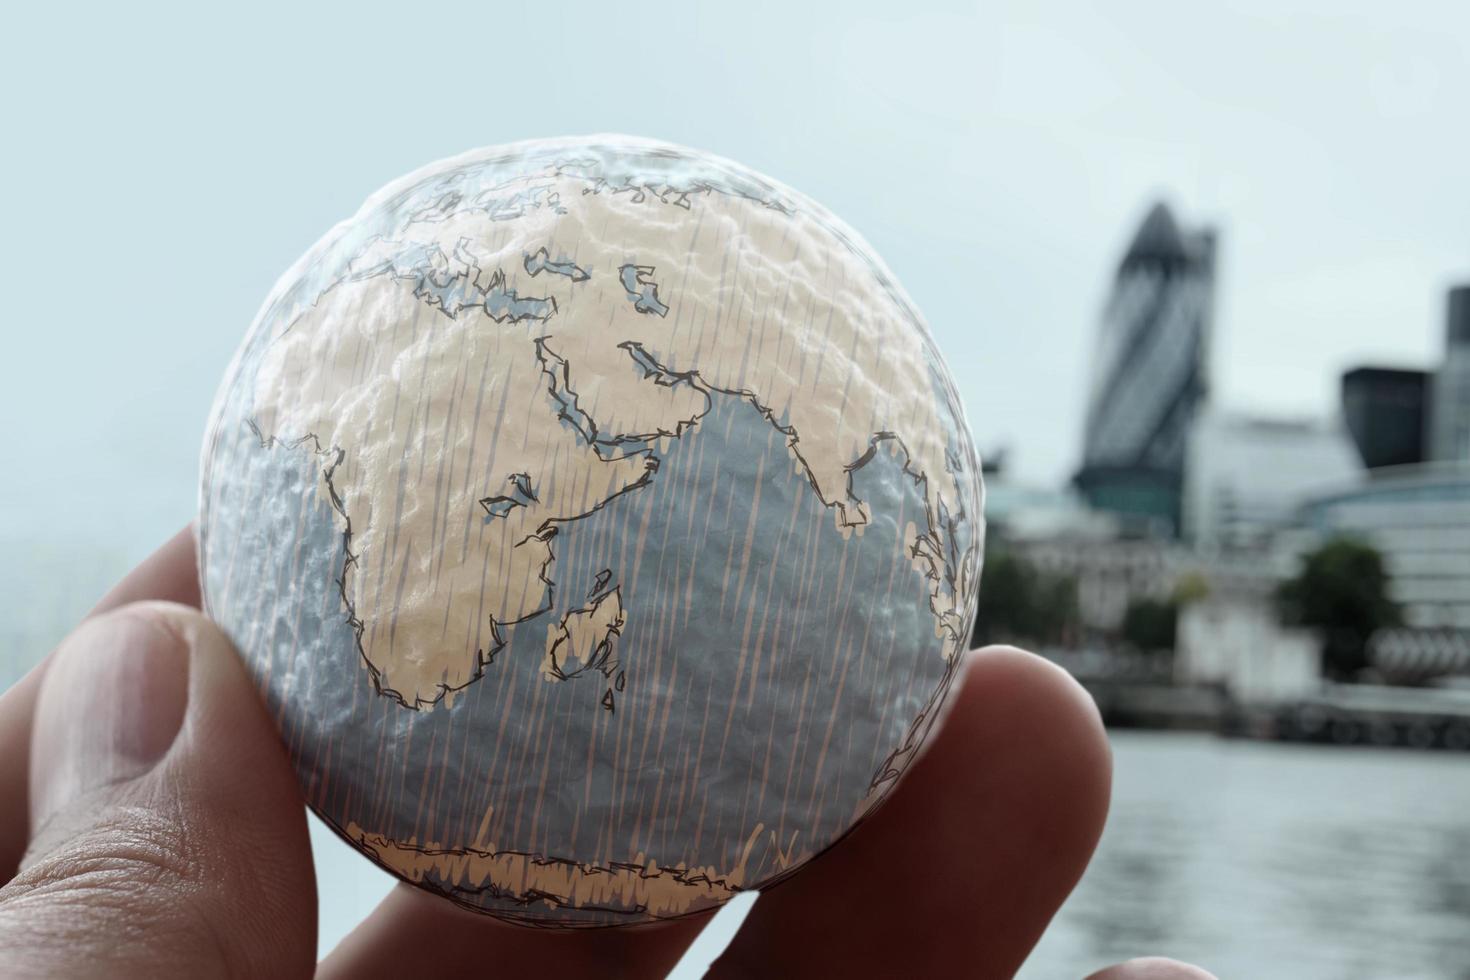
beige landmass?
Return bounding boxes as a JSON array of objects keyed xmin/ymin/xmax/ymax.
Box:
[
  {"xmin": 345, "ymin": 817, "xmax": 768, "ymax": 922},
  {"xmin": 252, "ymin": 168, "xmax": 974, "ymax": 709},
  {"xmin": 542, "ymin": 587, "xmax": 624, "ymax": 681}
]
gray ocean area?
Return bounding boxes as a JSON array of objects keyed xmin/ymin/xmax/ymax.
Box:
[{"xmin": 204, "ymin": 379, "xmax": 948, "ymax": 920}]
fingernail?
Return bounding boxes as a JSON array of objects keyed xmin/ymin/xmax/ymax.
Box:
[{"xmin": 30, "ymin": 607, "xmax": 191, "ymax": 830}]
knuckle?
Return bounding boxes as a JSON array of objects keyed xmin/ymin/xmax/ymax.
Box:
[
  {"xmin": 1, "ymin": 804, "xmax": 237, "ymax": 974},
  {"xmin": 107, "ymin": 599, "xmax": 211, "ymax": 644},
  {"xmin": 12, "ymin": 802, "xmax": 206, "ymax": 908}
]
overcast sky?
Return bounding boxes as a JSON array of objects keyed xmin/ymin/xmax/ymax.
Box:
[{"xmin": 2, "ymin": 0, "xmax": 1467, "ymax": 555}]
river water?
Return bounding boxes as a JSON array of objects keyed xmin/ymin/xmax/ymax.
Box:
[{"xmin": 1023, "ymin": 731, "xmax": 1470, "ymax": 980}]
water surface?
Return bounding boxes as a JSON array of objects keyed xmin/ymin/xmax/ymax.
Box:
[{"xmin": 1024, "ymin": 731, "xmax": 1470, "ymax": 979}]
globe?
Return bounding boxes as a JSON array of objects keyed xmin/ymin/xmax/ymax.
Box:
[{"xmin": 199, "ymin": 136, "xmax": 985, "ymax": 926}]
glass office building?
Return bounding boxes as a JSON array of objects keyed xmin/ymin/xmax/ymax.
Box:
[
  {"xmin": 1430, "ymin": 286, "xmax": 1470, "ymax": 463},
  {"xmin": 1298, "ymin": 462, "xmax": 1470, "ymax": 629},
  {"xmin": 1076, "ymin": 202, "xmax": 1216, "ymax": 536},
  {"xmin": 1341, "ymin": 366, "xmax": 1429, "ymax": 469},
  {"xmin": 1185, "ymin": 410, "xmax": 1362, "ymax": 552}
]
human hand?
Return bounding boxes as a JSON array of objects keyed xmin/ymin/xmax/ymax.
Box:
[{"xmin": 0, "ymin": 527, "xmax": 1214, "ymax": 978}]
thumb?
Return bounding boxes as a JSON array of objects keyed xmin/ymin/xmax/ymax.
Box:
[{"xmin": 0, "ymin": 602, "xmax": 317, "ymax": 979}]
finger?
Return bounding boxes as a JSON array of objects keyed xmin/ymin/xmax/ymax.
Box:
[
  {"xmin": 0, "ymin": 525, "xmax": 199, "ymax": 879},
  {"xmin": 87, "ymin": 523, "xmax": 202, "ymax": 617},
  {"xmin": 711, "ymin": 647, "xmax": 1113, "ymax": 979},
  {"xmin": 0, "ymin": 602, "xmax": 316, "ymax": 979},
  {"xmin": 318, "ymin": 880, "xmax": 709, "ymax": 979},
  {"xmin": 0, "ymin": 667, "xmax": 48, "ymax": 882},
  {"xmin": 1086, "ymin": 957, "xmax": 1219, "ymax": 980}
]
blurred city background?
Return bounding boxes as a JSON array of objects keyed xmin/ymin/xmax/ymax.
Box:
[
  {"xmin": 979, "ymin": 203, "xmax": 1470, "ymax": 747},
  {"xmin": 977, "ymin": 202, "xmax": 1470, "ymax": 977},
  {"xmin": 1, "ymin": 2, "xmax": 1467, "ymax": 977}
]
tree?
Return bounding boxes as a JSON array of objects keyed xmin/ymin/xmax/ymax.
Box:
[
  {"xmin": 1172, "ymin": 572, "xmax": 1210, "ymax": 606},
  {"xmin": 1276, "ymin": 537, "xmax": 1402, "ymax": 681},
  {"xmin": 1121, "ymin": 597, "xmax": 1177, "ymax": 653},
  {"xmin": 971, "ymin": 549, "xmax": 1079, "ymax": 648},
  {"xmin": 1115, "ymin": 573, "xmax": 1206, "ymax": 655}
]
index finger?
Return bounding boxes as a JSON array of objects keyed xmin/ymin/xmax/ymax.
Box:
[
  {"xmin": 85, "ymin": 523, "xmax": 201, "ymax": 617},
  {"xmin": 0, "ymin": 523, "xmax": 200, "ymax": 878}
]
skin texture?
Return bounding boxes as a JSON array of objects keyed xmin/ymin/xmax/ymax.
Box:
[{"xmin": 0, "ymin": 526, "xmax": 1214, "ymax": 978}]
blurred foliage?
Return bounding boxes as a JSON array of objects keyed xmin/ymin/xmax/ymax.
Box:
[
  {"xmin": 1112, "ymin": 572, "xmax": 1208, "ymax": 654},
  {"xmin": 1121, "ymin": 597, "xmax": 1178, "ymax": 653},
  {"xmin": 1277, "ymin": 536, "xmax": 1402, "ymax": 681},
  {"xmin": 1172, "ymin": 572, "xmax": 1210, "ymax": 606},
  {"xmin": 971, "ymin": 548, "xmax": 1079, "ymax": 648}
]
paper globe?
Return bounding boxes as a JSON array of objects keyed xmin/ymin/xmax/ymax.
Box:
[{"xmin": 199, "ymin": 136, "xmax": 984, "ymax": 925}]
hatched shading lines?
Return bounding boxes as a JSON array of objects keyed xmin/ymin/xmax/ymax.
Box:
[
  {"xmin": 276, "ymin": 476, "xmax": 321, "ymax": 719},
  {"xmin": 716, "ymin": 447, "xmax": 770, "ymax": 763},
  {"xmin": 869, "ymin": 472, "xmax": 916, "ymax": 762},
  {"xmin": 427, "ymin": 324, "xmax": 477, "ymax": 593},
  {"xmin": 626, "ymin": 495, "xmax": 685, "ymax": 851},
  {"xmin": 781, "ymin": 471, "xmax": 832, "ymax": 820},
  {"xmin": 524, "ymin": 674, "xmax": 562, "ymax": 856},
  {"xmin": 503, "ymin": 638, "xmax": 550, "ymax": 848},
  {"xmin": 211, "ymin": 146, "xmax": 982, "ymax": 920},
  {"xmin": 410, "ymin": 728, "xmax": 439, "ymax": 843},
  {"xmin": 423, "ymin": 709, "xmax": 461, "ymax": 845},
  {"xmin": 745, "ymin": 454, "xmax": 812, "ymax": 714},
  {"xmin": 804, "ymin": 542, "xmax": 861, "ymax": 829}
]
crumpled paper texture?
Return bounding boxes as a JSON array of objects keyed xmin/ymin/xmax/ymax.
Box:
[{"xmin": 199, "ymin": 136, "xmax": 984, "ymax": 925}]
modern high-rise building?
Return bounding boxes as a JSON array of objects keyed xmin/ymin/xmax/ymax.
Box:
[
  {"xmin": 1184, "ymin": 409, "xmax": 1361, "ymax": 551},
  {"xmin": 1076, "ymin": 202, "xmax": 1216, "ymax": 536},
  {"xmin": 1297, "ymin": 461, "xmax": 1470, "ymax": 629},
  {"xmin": 1296, "ymin": 284, "xmax": 1470, "ymax": 633},
  {"xmin": 1430, "ymin": 285, "xmax": 1470, "ymax": 462},
  {"xmin": 1341, "ymin": 366, "xmax": 1429, "ymax": 469}
]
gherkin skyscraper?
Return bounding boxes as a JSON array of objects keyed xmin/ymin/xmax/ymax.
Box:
[{"xmin": 1075, "ymin": 202, "xmax": 1216, "ymax": 536}]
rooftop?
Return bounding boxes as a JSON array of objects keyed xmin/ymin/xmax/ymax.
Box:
[{"xmin": 1120, "ymin": 202, "xmax": 1190, "ymax": 272}]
